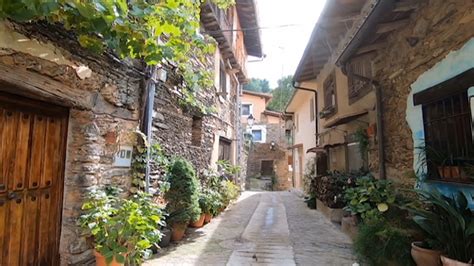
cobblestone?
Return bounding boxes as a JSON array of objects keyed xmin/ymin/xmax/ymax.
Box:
[{"xmin": 146, "ymin": 191, "xmax": 356, "ymax": 265}]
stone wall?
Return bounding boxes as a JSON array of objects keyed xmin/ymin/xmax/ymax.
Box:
[
  {"xmin": 0, "ymin": 22, "xmax": 142, "ymax": 265},
  {"xmin": 371, "ymin": 0, "xmax": 474, "ymax": 183}
]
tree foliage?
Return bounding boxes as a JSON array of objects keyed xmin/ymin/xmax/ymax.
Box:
[
  {"xmin": 0, "ymin": 0, "xmax": 234, "ymax": 112},
  {"xmin": 267, "ymin": 75, "xmax": 294, "ymax": 112},
  {"xmin": 244, "ymin": 78, "xmax": 271, "ymax": 93}
]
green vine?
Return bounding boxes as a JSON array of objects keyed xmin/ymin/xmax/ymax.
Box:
[
  {"xmin": 354, "ymin": 128, "xmax": 369, "ymax": 162},
  {"xmin": 0, "ymin": 0, "xmax": 234, "ymax": 112}
]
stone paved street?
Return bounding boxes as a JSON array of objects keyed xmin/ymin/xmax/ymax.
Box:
[{"xmin": 146, "ymin": 191, "xmax": 355, "ymax": 266}]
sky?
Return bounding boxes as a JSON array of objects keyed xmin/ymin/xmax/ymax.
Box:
[{"xmin": 247, "ymin": 0, "xmax": 327, "ymax": 88}]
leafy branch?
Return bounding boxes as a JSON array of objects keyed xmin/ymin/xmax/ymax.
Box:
[{"xmin": 0, "ymin": 0, "xmax": 234, "ymax": 112}]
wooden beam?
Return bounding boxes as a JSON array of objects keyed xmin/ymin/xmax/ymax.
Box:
[
  {"xmin": 355, "ymin": 41, "xmax": 387, "ymax": 55},
  {"xmin": 0, "ymin": 63, "xmax": 93, "ymax": 109},
  {"xmin": 376, "ymin": 19, "xmax": 410, "ymax": 34},
  {"xmin": 393, "ymin": 1, "xmax": 419, "ymax": 12}
]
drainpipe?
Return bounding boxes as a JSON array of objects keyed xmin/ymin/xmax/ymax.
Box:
[
  {"xmin": 345, "ymin": 72, "xmax": 386, "ymax": 179},
  {"xmin": 143, "ymin": 66, "xmax": 159, "ymax": 193}
]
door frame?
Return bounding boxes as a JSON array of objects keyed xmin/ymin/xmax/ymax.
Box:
[{"xmin": 0, "ymin": 90, "xmax": 69, "ymax": 265}]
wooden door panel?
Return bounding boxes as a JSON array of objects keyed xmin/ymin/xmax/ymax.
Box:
[
  {"xmin": 37, "ymin": 190, "xmax": 52, "ymax": 266},
  {"xmin": 42, "ymin": 117, "xmax": 61, "ymax": 188},
  {"xmin": 0, "ymin": 196, "xmax": 7, "ymax": 266},
  {"xmin": 4, "ymin": 193, "xmax": 25, "ymax": 266},
  {"xmin": 0, "ymin": 92, "xmax": 68, "ymax": 266},
  {"xmin": 12, "ymin": 112, "xmax": 32, "ymax": 192},
  {"xmin": 27, "ymin": 115, "xmax": 47, "ymax": 190},
  {"xmin": 0, "ymin": 108, "xmax": 6, "ymax": 193},
  {"xmin": 20, "ymin": 192, "xmax": 40, "ymax": 266},
  {"xmin": 1, "ymin": 109, "xmax": 19, "ymax": 191}
]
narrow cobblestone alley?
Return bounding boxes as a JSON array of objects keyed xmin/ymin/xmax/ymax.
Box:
[{"xmin": 147, "ymin": 191, "xmax": 355, "ymax": 266}]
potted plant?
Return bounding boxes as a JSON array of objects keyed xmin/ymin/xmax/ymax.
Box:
[
  {"xmin": 407, "ymin": 189, "xmax": 474, "ymax": 266},
  {"xmin": 79, "ymin": 187, "xmax": 165, "ymax": 266},
  {"xmin": 164, "ymin": 158, "xmax": 201, "ymax": 241}
]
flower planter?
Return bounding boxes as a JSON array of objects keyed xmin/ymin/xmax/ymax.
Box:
[
  {"xmin": 411, "ymin": 242, "xmax": 442, "ymax": 266},
  {"xmin": 316, "ymin": 199, "xmax": 343, "ymax": 223},
  {"xmin": 171, "ymin": 223, "xmax": 188, "ymax": 242},
  {"xmin": 158, "ymin": 227, "xmax": 172, "ymax": 248},
  {"xmin": 341, "ymin": 215, "xmax": 358, "ymax": 239},
  {"xmin": 441, "ymin": 255, "xmax": 473, "ymax": 266},
  {"xmin": 94, "ymin": 250, "xmax": 124, "ymax": 266},
  {"xmin": 204, "ymin": 213, "xmax": 212, "ymax": 224},
  {"xmin": 190, "ymin": 214, "xmax": 205, "ymax": 228}
]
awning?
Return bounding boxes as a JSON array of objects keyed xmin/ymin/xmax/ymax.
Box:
[
  {"xmin": 324, "ymin": 110, "xmax": 368, "ymax": 128},
  {"xmin": 306, "ymin": 147, "xmax": 327, "ymax": 154}
]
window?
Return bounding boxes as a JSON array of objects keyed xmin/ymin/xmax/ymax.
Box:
[
  {"xmin": 310, "ymin": 97, "xmax": 315, "ymax": 122},
  {"xmin": 219, "ymin": 61, "xmax": 227, "ymax": 94},
  {"xmin": 218, "ymin": 137, "xmax": 232, "ymax": 161},
  {"xmin": 322, "ymin": 72, "xmax": 336, "ymax": 118},
  {"xmin": 252, "ymin": 130, "xmax": 262, "ymax": 142},
  {"xmin": 414, "ymin": 69, "xmax": 474, "ymax": 183},
  {"xmin": 347, "ymin": 53, "xmax": 376, "ymax": 104},
  {"xmin": 347, "ymin": 142, "xmax": 366, "ymax": 171},
  {"xmin": 191, "ymin": 116, "xmax": 202, "ymax": 146},
  {"xmin": 241, "ymin": 103, "xmax": 252, "ymax": 116}
]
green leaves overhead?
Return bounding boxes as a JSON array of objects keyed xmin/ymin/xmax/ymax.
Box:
[{"xmin": 0, "ymin": 0, "xmax": 234, "ymax": 112}]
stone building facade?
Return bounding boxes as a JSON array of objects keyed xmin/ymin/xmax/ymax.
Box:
[
  {"xmin": 0, "ymin": 1, "xmax": 262, "ymax": 264},
  {"xmin": 0, "ymin": 21, "xmax": 142, "ymax": 264},
  {"xmin": 242, "ymin": 91, "xmax": 292, "ymax": 190}
]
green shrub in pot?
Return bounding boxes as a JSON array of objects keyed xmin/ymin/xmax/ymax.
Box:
[
  {"xmin": 164, "ymin": 158, "xmax": 201, "ymax": 225},
  {"xmin": 343, "ymin": 175, "xmax": 396, "ymax": 222},
  {"xmin": 79, "ymin": 187, "xmax": 165, "ymax": 265},
  {"xmin": 406, "ymin": 189, "xmax": 474, "ymax": 264},
  {"xmin": 199, "ymin": 188, "xmax": 222, "ymax": 215}
]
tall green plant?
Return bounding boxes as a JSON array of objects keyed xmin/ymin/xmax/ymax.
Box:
[
  {"xmin": 164, "ymin": 157, "xmax": 201, "ymax": 224},
  {"xmin": 406, "ymin": 189, "xmax": 474, "ymax": 263}
]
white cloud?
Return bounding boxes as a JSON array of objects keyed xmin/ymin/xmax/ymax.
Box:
[{"xmin": 247, "ymin": 0, "xmax": 326, "ymax": 88}]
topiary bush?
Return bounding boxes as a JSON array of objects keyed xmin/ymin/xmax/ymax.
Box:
[{"xmin": 164, "ymin": 158, "xmax": 201, "ymax": 225}]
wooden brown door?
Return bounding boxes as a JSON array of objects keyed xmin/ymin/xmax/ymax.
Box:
[{"xmin": 0, "ymin": 92, "xmax": 68, "ymax": 266}]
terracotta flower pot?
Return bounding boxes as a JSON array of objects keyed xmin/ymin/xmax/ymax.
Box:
[
  {"xmin": 204, "ymin": 213, "xmax": 212, "ymax": 224},
  {"xmin": 94, "ymin": 250, "xmax": 124, "ymax": 266},
  {"xmin": 171, "ymin": 222, "xmax": 187, "ymax": 242},
  {"xmin": 441, "ymin": 255, "xmax": 473, "ymax": 266},
  {"xmin": 411, "ymin": 242, "xmax": 442, "ymax": 266},
  {"xmin": 190, "ymin": 214, "xmax": 205, "ymax": 228}
]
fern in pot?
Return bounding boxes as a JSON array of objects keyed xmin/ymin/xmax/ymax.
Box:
[{"xmin": 79, "ymin": 187, "xmax": 165, "ymax": 266}]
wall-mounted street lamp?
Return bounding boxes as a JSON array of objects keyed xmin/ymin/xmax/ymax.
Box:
[
  {"xmin": 270, "ymin": 140, "xmax": 276, "ymax": 151},
  {"xmin": 247, "ymin": 114, "xmax": 255, "ymax": 128}
]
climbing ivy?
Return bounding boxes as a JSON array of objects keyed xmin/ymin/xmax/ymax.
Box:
[{"xmin": 0, "ymin": 0, "xmax": 235, "ymax": 112}]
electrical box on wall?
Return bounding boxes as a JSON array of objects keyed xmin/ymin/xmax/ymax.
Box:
[{"xmin": 113, "ymin": 146, "xmax": 133, "ymax": 167}]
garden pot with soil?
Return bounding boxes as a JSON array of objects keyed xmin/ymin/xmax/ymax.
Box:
[
  {"xmin": 411, "ymin": 242, "xmax": 442, "ymax": 266},
  {"xmin": 171, "ymin": 222, "xmax": 188, "ymax": 242},
  {"xmin": 94, "ymin": 250, "xmax": 124, "ymax": 266},
  {"xmin": 190, "ymin": 214, "xmax": 205, "ymax": 228},
  {"xmin": 204, "ymin": 213, "xmax": 212, "ymax": 224},
  {"xmin": 441, "ymin": 255, "xmax": 473, "ymax": 266}
]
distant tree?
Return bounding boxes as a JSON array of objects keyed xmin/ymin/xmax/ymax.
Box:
[
  {"xmin": 244, "ymin": 78, "xmax": 271, "ymax": 93},
  {"xmin": 266, "ymin": 75, "xmax": 295, "ymax": 112}
]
